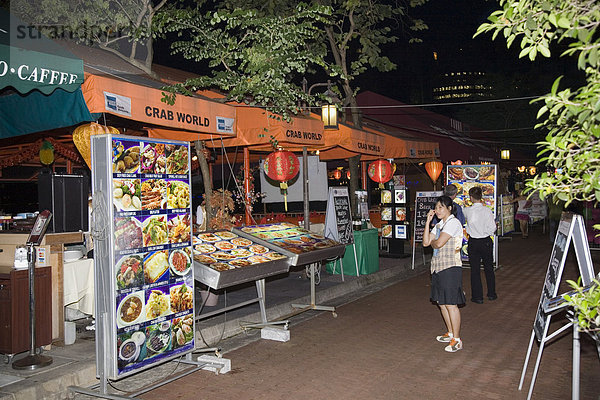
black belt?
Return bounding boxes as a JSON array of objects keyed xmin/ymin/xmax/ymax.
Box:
[{"xmin": 469, "ymin": 236, "xmax": 491, "ymax": 240}]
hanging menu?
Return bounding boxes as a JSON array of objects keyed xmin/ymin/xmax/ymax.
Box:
[
  {"xmin": 500, "ymin": 194, "xmax": 515, "ymax": 235},
  {"xmin": 324, "ymin": 187, "xmax": 354, "ymax": 245},
  {"xmin": 414, "ymin": 191, "xmax": 443, "ymax": 242},
  {"xmin": 110, "ymin": 138, "xmax": 195, "ymax": 377}
]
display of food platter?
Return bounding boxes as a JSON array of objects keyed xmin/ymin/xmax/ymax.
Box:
[
  {"xmin": 233, "ymin": 222, "xmax": 345, "ymax": 266},
  {"xmin": 193, "ymin": 230, "xmax": 290, "ymax": 289}
]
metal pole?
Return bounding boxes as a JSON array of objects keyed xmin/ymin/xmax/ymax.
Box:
[
  {"xmin": 572, "ymin": 324, "xmax": 580, "ymax": 400},
  {"xmin": 303, "ymin": 147, "xmax": 310, "ymax": 230},
  {"xmin": 244, "ymin": 147, "xmax": 251, "ymax": 226}
]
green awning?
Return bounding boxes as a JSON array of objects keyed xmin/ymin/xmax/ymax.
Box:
[
  {"xmin": 0, "ymin": 8, "xmax": 84, "ymax": 94},
  {"xmin": 0, "ymin": 88, "xmax": 97, "ymax": 138}
]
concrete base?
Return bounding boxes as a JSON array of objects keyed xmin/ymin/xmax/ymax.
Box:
[
  {"xmin": 197, "ymin": 355, "xmax": 231, "ymax": 374},
  {"xmin": 261, "ymin": 326, "xmax": 290, "ymax": 342}
]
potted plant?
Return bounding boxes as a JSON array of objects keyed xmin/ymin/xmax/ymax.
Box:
[{"xmin": 563, "ymin": 278, "xmax": 600, "ymax": 343}]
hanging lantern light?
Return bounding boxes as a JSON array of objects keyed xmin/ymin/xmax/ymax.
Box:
[
  {"xmin": 368, "ymin": 159, "xmax": 394, "ymax": 189},
  {"xmin": 39, "ymin": 140, "xmax": 55, "ymax": 166},
  {"xmin": 264, "ymin": 149, "xmax": 300, "ymax": 211},
  {"xmin": 346, "ymin": 170, "xmax": 351, "ymax": 180},
  {"xmin": 425, "ymin": 161, "xmax": 443, "ymax": 184},
  {"xmin": 333, "ymin": 169, "xmax": 342, "ymax": 180},
  {"xmin": 500, "ymin": 149, "xmax": 510, "ymax": 160},
  {"xmin": 73, "ymin": 122, "xmax": 120, "ymax": 168}
]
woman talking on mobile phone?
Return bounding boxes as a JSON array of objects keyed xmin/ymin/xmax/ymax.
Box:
[{"xmin": 423, "ymin": 195, "xmax": 465, "ymax": 352}]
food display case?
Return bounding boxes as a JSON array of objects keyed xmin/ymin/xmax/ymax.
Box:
[
  {"xmin": 233, "ymin": 222, "xmax": 346, "ymax": 266},
  {"xmin": 193, "ymin": 230, "xmax": 290, "ymax": 290},
  {"xmin": 91, "ymin": 134, "xmax": 195, "ymax": 380}
]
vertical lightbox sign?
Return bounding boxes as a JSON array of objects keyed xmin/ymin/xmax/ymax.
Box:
[{"xmin": 93, "ymin": 134, "xmax": 195, "ymax": 379}]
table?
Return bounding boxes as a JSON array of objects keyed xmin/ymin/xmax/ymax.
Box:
[
  {"xmin": 63, "ymin": 258, "xmax": 94, "ymax": 318},
  {"xmin": 325, "ymin": 228, "xmax": 379, "ymax": 276}
]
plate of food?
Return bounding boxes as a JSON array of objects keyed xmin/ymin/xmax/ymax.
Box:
[
  {"xmin": 448, "ymin": 167, "xmax": 464, "ymax": 181},
  {"xmin": 196, "ymin": 232, "xmax": 220, "ymax": 243},
  {"xmin": 145, "ymin": 289, "xmax": 171, "ymax": 320},
  {"xmin": 231, "ymin": 237, "xmax": 252, "ymax": 247},
  {"xmin": 214, "ymin": 240, "xmax": 236, "ymax": 251},
  {"xmin": 168, "ymin": 214, "xmax": 191, "ymax": 244},
  {"xmin": 114, "ymin": 217, "xmax": 143, "ymax": 251},
  {"xmin": 249, "ymin": 244, "xmax": 269, "ymax": 254},
  {"xmin": 264, "ymin": 252, "xmax": 287, "ymax": 260},
  {"xmin": 167, "ymin": 180, "xmax": 190, "ymax": 209},
  {"xmin": 169, "ymin": 249, "xmax": 191, "ymax": 276},
  {"xmin": 118, "ymin": 338, "xmax": 139, "ymax": 364},
  {"xmin": 381, "ymin": 207, "xmax": 392, "ymax": 221},
  {"xmin": 381, "ymin": 190, "xmax": 392, "ymax": 204},
  {"xmin": 143, "ymin": 215, "xmax": 168, "ymax": 247},
  {"xmin": 146, "ymin": 325, "xmax": 171, "ymax": 356},
  {"xmin": 113, "ymin": 179, "xmax": 142, "ymax": 211},
  {"xmin": 113, "ymin": 145, "xmax": 141, "ymax": 174},
  {"xmin": 144, "ymin": 250, "xmax": 169, "ymax": 284},
  {"xmin": 229, "ymin": 259, "xmax": 253, "ymax": 267},
  {"xmin": 140, "ymin": 143, "xmax": 158, "ymax": 173},
  {"xmin": 194, "ymin": 254, "xmax": 217, "ymax": 264},
  {"xmin": 210, "ymin": 262, "xmax": 232, "ymax": 271},
  {"xmin": 171, "ymin": 314, "xmax": 194, "ymax": 349},
  {"xmin": 116, "ymin": 254, "xmax": 144, "ymax": 290},
  {"xmin": 165, "ymin": 144, "xmax": 189, "ymax": 175},
  {"xmin": 463, "ymin": 166, "xmax": 479, "ymax": 180},
  {"xmin": 214, "ymin": 231, "xmax": 237, "ymax": 240},
  {"xmin": 247, "ymin": 255, "xmax": 270, "ymax": 264},
  {"xmin": 170, "ymin": 283, "xmax": 193, "ymax": 312},
  {"xmin": 141, "ymin": 179, "xmax": 167, "ymax": 210},
  {"xmin": 230, "ymin": 248, "xmax": 253, "ymax": 258},
  {"xmin": 382, "ymin": 225, "xmax": 393, "ymax": 238},
  {"xmin": 212, "ymin": 251, "xmax": 237, "ymax": 261},
  {"xmin": 195, "ymin": 243, "xmax": 216, "ymax": 254},
  {"xmin": 117, "ymin": 292, "xmax": 145, "ymax": 327}
]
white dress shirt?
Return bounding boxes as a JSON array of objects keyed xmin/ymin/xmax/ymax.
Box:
[{"xmin": 464, "ymin": 202, "xmax": 496, "ymax": 238}]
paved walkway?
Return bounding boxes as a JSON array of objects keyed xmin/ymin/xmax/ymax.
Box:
[{"xmin": 140, "ymin": 231, "xmax": 600, "ymax": 400}]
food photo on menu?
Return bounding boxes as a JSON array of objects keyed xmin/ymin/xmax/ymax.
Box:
[
  {"xmin": 145, "ymin": 320, "xmax": 173, "ymax": 358},
  {"xmin": 171, "ymin": 314, "xmax": 194, "ymax": 349},
  {"xmin": 141, "ymin": 142, "xmax": 166, "ymax": 174},
  {"xmin": 114, "ymin": 217, "xmax": 143, "ymax": 251},
  {"xmin": 380, "ymin": 207, "xmax": 392, "ymax": 221},
  {"xmin": 165, "ymin": 144, "xmax": 189, "ymax": 175},
  {"xmin": 395, "ymin": 207, "xmax": 407, "ymax": 222},
  {"xmin": 113, "ymin": 179, "xmax": 142, "ymax": 211},
  {"xmin": 117, "ymin": 329, "xmax": 147, "ymax": 369},
  {"xmin": 116, "ymin": 290, "xmax": 145, "ymax": 329},
  {"xmin": 145, "ymin": 286, "xmax": 171, "ymax": 321},
  {"xmin": 168, "ymin": 214, "xmax": 191, "ymax": 244},
  {"xmin": 116, "ymin": 253, "xmax": 145, "ymax": 290},
  {"xmin": 113, "ymin": 140, "xmax": 140, "ymax": 174},
  {"xmin": 142, "ymin": 215, "xmax": 169, "ymax": 247},
  {"xmin": 170, "ymin": 280, "xmax": 193, "ymax": 313},
  {"xmin": 144, "ymin": 250, "xmax": 170, "ymax": 285},
  {"xmin": 167, "ymin": 180, "xmax": 190, "ymax": 209},
  {"xmin": 141, "ymin": 179, "xmax": 167, "ymax": 210},
  {"xmin": 169, "ymin": 247, "xmax": 191, "ymax": 277}
]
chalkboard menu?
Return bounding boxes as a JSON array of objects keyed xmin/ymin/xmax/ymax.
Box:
[
  {"xmin": 414, "ymin": 191, "xmax": 443, "ymax": 242},
  {"xmin": 533, "ymin": 214, "xmax": 571, "ymax": 341},
  {"xmin": 324, "ymin": 187, "xmax": 354, "ymax": 245}
]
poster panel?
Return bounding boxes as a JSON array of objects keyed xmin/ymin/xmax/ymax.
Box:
[
  {"xmin": 324, "ymin": 186, "xmax": 354, "ymax": 245},
  {"xmin": 93, "ymin": 135, "xmax": 195, "ymax": 379},
  {"xmin": 414, "ymin": 191, "xmax": 443, "ymax": 242}
]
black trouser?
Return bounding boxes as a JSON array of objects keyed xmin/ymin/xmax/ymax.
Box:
[{"xmin": 468, "ymin": 236, "xmax": 496, "ymax": 300}]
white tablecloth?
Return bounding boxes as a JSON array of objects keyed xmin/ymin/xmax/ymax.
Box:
[{"xmin": 63, "ymin": 258, "xmax": 95, "ymax": 318}]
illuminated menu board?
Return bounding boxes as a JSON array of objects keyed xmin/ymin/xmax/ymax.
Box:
[{"xmin": 110, "ymin": 138, "xmax": 195, "ymax": 377}]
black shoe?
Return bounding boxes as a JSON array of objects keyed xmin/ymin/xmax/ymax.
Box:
[
  {"xmin": 471, "ymin": 298, "xmax": 484, "ymax": 304},
  {"xmin": 488, "ymin": 295, "xmax": 498, "ymax": 301}
]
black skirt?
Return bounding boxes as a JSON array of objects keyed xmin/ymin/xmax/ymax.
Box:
[{"xmin": 431, "ymin": 266, "xmax": 466, "ymax": 305}]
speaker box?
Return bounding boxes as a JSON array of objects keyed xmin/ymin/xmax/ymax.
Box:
[{"xmin": 38, "ymin": 171, "xmax": 89, "ymax": 233}]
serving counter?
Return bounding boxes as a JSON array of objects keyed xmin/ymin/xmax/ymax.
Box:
[{"xmin": 0, "ymin": 231, "xmax": 84, "ymax": 340}]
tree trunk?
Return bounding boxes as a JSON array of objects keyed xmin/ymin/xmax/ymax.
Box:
[
  {"xmin": 194, "ymin": 140, "xmax": 212, "ymax": 230},
  {"xmin": 348, "ymin": 155, "xmax": 360, "ymax": 219}
]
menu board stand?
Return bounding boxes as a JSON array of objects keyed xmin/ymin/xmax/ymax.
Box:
[
  {"xmin": 324, "ymin": 187, "xmax": 359, "ymax": 279},
  {"xmin": 518, "ymin": 213, "xmax": 595, "ymax": 400},
  {"xmin": 70, "ymin": 134, "xmax": 225, "ymax": 399},
  {"xmin": 12, "ymin": 210, "xmax": 53, "ymax": 371},
  {"xmin": 411, "ymin": 191, "xmax": 442, "ymax": 270}
]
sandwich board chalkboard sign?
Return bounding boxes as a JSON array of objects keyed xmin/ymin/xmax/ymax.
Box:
[
  {"xmin": 413, "ymin": 191, "xmax": 443, "ymax": 242},
  {"xmin": 519, "ymin": 212, "xmax": 596, "ymax": 399},
  {"xmin": 324, "ymin": 187, "xmax": 354, "ymax": 245}
]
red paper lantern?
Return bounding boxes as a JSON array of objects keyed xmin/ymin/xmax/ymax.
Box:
[
  {"xmin": 425, "ymin": 161, "xmax": 443, "ymax": 183},
  {"xmin": 264, "ymin": 150, "xmax": 300, "ymax": 211},
  {"xmin": 333, "ymin": 169, "xmax": 342, "ymax": 180},
  {"xmin": 368, "ymin": 160, "xmax": 394, "ymax": 188}
]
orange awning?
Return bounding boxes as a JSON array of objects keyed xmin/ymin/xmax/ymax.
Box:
[
  {"xmin": 205, "ymin": 107, "xmax": 325, "ymax": 151},
  {"xmin": 318, "ymin": 123, "xmax": 440, "ymax": 160},
  {"xmin": 82, "ymin": 74, "xmax": 236, "ymax": 135}
]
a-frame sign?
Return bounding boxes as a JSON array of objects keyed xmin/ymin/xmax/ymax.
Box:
[{"xmin": 519, "ymin": 213, "xmax": 596, "ymax": 400}]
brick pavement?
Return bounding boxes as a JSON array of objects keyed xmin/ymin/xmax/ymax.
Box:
[{"xmin": 141, "ymin": 230, "xmax": 600, "ymax": 400}]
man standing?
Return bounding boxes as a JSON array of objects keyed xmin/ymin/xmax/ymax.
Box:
[
  {"xmin": 433, "ymin": 184, "xmax": 465, "ymax": 226},
  {"xmin": 464, "ymin": 186, "xmax": 497, "ymax": 304}
]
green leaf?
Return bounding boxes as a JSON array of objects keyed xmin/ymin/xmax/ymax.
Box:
[{"xmin": 557, "ymin": 17, "xmax": 570, "ymax": 29}]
